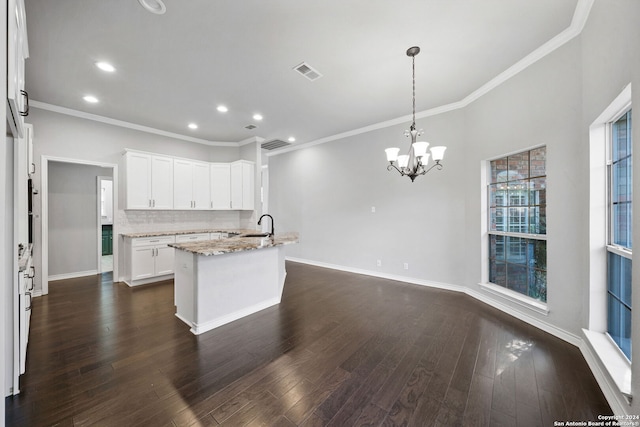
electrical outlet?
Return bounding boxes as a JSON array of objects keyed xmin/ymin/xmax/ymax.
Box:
[
  {"xmin": 376, "ymin": 259, "xmax": 382, "ymax": 267},
  {"xmin": 403, "ymin": 262, "xmax": 409, "ymax": 270}
]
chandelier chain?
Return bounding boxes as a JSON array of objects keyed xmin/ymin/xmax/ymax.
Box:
[{"xmin": 411, "ymin": 54, "xmax": 416, "ymax": 130}]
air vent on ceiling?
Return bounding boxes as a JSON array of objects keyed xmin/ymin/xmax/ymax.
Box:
[
  {"xmin": 261, "ymin": 139, "xmax": 291, "ymax": 150},
  {"xmin": 245, "ymin": 124, "xmax": 257, "ymax": 130},
  {"xmin": 293, "ymin": 62, "xmax": 323, "ymax": 81}
]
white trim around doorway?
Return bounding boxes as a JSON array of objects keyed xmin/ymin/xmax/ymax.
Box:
[{"xmin": 40, "ymin": 155, "xmax": 119, "ymax": 295}]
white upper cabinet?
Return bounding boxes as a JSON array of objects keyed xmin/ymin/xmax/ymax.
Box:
[
  {"xmin": 124, "ymin": 151, "xmax": 174, "ymax": 210},
  {"xmin": 151, "ymin": 156, "xmax": 174, "ymax": 209},
  {"xmin": 174, "ymin": 159, "xmax": 211, "ymax": 210},
  {"xmin": 210, "ymin": 163, "xmax": 231, "ymax": 210},
  {"xmin": 231, "ymin": 160, "xmax": 255, "ymax": 210},
  {"xmin": 7, "ymin": 0, "xmax": 29, "ymax": 138},
  {"xmin": 124, "ymin": 150, "xmax": 254, "ymax": 211}
]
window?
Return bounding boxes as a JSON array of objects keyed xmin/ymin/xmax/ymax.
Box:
[
  {"xmin": 607, "ymin": 109, "xmax": 632, "ymax": 360},
  {"xmin": 488, "ymin": 147, "xmax": 547, "ymax": 302}
]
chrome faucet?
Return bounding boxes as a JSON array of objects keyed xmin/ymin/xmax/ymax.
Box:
[{"xmin": 258, "ymin": 214, "xmax": 274, "ymax": 237}]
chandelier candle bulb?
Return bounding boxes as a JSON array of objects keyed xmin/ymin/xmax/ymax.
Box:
[
  {"xmin": 430, "ymin": 146, "xmax": 447, "ymax": 161},
  {"xmin": 397, "ymin": 155, "xmax": 410, "ymax": 169},
  {"xmin": 385, "ymin": 147, "xmax": 400, "ymax": 162},
  {"xmin": 412, "ymin": 141, "xmax": 429, "ymax": 158}
]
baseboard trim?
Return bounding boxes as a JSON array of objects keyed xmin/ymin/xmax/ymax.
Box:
[
  {"xmin": 286, "ymin": 257, "xmax": 464, "ymax": 293},
  {"xmin": 48, "ymin": 270, "xmax": 99, "ymax": 282},
  {"xmin": 285, "ymin": 256, "xmax": 628, "ymax": 416}
]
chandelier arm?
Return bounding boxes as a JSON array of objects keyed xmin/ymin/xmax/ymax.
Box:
[
  {"xmin": 420, "ymin": 161, "xmax": 444, "ymax": 175},
  {"xmin": 387, "ymin": 163, "xmax": 403, "ymax": 174}
]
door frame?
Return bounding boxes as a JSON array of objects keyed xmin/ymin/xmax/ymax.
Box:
[
  {"xmin": 41, "ymin": 156, "xmax": 118, "ymax": 295},
  {"xmin": 97, "ymin": 176, "xmax": 113, "ymax": 273}
]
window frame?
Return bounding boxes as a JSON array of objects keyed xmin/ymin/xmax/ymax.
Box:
[
  {"xmin": 605, "ymin": 107, "xmax": 632, "ymax": 362},
  {"xmin": 485, "ymin": 146, "xmax": 548, "ymax": 306}
]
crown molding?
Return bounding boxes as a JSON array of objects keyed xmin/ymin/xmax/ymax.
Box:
[
  {"xmin": 30, "ymin": 100, "xmax": 239, "ymax": 147},
  {"xmin": 268, "ymin": 0, "xmax": 595, "ymax": 157}
]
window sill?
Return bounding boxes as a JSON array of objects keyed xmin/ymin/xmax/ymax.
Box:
[
  {"xmin": 478, "ymin": 282, "xmax": 549, "ymax": 315},
  {"xmin": 583, "ymin": 329, "xmax": 632, "ymax": 399}
]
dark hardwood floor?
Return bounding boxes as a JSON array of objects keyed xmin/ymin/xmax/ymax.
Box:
[{"xmin": 6, "ymin": 262, "xmax": 612, "ymax": 426}]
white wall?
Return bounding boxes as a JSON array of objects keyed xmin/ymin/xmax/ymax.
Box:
[
  {"xmin": 270, "ymin": 107, "xmax": 466, "ymax": 286},
  {"xmin": 579, "ymin": 0, "xmax": 640, "ymax": 416},
  {"xmin": 48, "ymin": 162, "xmax": 111, "ymax": 277},
  {"xmin": 268, "ymin": 0, "xmax": 640, "ymax": 416},
  {"xmin": 463, "ymin": 38, "xmax": 582, "ymax": 332}
]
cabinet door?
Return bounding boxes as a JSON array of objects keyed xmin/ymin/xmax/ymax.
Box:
[
  {"xmin": 151, "ymin": 155, "xmax": 174, "ymax": 209},
  {"xmin": 241, "ymin": 162, "xmax": 255, "ymax": 210},
  {"xmin": 192, "ymin": 161, "xmax": 211, "ymax": 210},
  {"xmin": 131, "ymin": 247, "xmax": 155, "ymax": 280},
  {"xmin": 211, "ymin": 163, "xmax": 231, "ymax": 209},
  {"xmin": 155, "ymin": 245, "xmax": 175, "ymax": 276},
  {"xmin": 230, "ymin": 162, "xmax": 243, "ymax": 210},
  {"xmin": 125, "ymin": 152, "xmax": 152, "ymax": 209},
  {"xmin": 173, "ymin": 159, "xmax": 193, "ymax": 210}
]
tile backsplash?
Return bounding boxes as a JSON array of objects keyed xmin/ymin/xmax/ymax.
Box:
[{"xmin": 117, "ymin": 209, "xmax": 257, "ymax": 234}]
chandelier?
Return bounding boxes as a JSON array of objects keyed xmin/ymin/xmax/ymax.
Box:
[{"xmin": 385, "ymin": 46, "xmax": 446, "ymax": 182}]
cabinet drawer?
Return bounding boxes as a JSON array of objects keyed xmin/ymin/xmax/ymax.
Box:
[
  {"xmin": 175, "ymin": 233, "xmax": 210, "ymax": 243},
  {"xmin": 131, "ymin": 235, "xmax": 175, "ymax": 247}
]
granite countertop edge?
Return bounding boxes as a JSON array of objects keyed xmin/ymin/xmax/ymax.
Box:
[
  {"xmin": 169, "ymin": 232, "xmax": 299, "ymax": 256},
  {"xmin": 120, "ymin": 228, "xmax": 257, "ymax": 238}
]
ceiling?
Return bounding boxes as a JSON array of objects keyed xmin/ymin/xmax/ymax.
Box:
[{"xmin": 24, "ymin": 0, "xmax": 580, "ymax": 148}]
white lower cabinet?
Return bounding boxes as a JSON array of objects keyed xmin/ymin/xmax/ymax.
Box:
[{"xmin": 125, "ymin": 236, "xmax": 175, "ymax": 286}]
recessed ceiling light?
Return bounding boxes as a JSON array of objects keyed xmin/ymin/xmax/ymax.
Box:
[
  {"xmin": 188, "ymin": 123, "xmax": 198, "ymax": 130},
  {"xmin": 138, "ymin": 0, "xmax": 166, "ymax": 15},
  {"xmin": 252, "ymin": 114, "xmax": 263, "ymax": 121},
  {"xmin": 95, "ymin": 61, "xmax": 116, "ymax": 72},
  {"xmin": 83, "ymin": 95, "xmax": 99, "ymax": 103},
  {"xmin": 288, "ymin": 137, "xmax": 296, "ymax": 143},
  {"xmin": 217, "ymin": 105, "xmax": 228, "ymax": 113}
]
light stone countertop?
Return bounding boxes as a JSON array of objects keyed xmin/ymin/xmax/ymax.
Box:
[
  {"xmin": 169, "ymin": 232, "xmax": 299, "ymax": 256},
  {"xmin": 120, "ymin": 228, "xmax": 257, "ymax": 238}
]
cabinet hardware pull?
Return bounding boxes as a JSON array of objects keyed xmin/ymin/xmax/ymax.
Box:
[
  {"xmin": 149, "ymin": 199, "xmax": 152, "ymax": 207},
  {"xmin": 19, "ymin": 90, "xmax": 29, "ymax": 116},
  {"xmin": 153, "ymin": 199, "xmax": 156, "ymax": 207},
  {"xmin": 30, "ymin": 163, "xmax": 35, "ymax": 174}
]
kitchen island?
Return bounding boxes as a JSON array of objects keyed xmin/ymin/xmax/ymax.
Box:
[{"xmin": 170, "ymin": 232, "xmax": 299, "ymax": 335}]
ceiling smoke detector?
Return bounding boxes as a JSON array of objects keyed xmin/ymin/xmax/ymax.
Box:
[
  {"xmin": 138, "ymin": 0, "xmax": 166, "ymax": 15},
  {"xmin": 293, "ymin": 62, "xmax": 323, "ymax": 81}
]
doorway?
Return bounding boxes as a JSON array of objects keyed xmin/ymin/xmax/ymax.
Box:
[
  {"xmin": 41, "ymin": 156, "xmax": 118, "ymax": 295},
  {"xmin": 98, "ymin": 176, "xmax": 113, "ymax": 273}
]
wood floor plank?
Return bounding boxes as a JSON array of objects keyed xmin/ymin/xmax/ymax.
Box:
[
  {"xmin": 461, "ymin": 374, "xmax": 493, "ymax": 427},
  {"xmin": 5, "ymin": 263, "xmax": 613, "ymax": 426}
]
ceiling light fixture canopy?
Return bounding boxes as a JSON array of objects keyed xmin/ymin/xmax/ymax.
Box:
[{"xmin": 385, "ymin": 46, "xmax": 446, "ymax": 182}]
